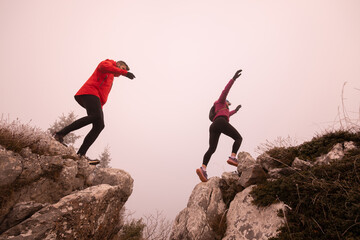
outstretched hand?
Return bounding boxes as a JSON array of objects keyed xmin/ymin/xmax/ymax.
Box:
[
  {"xmin": 235, "ymin": 105, "xmax": 242, "ymax": 112},
  {"xmin": 232, "ymin": 69, "xmax": 242, "ymax": 80},
  {"xmin": 126, "ymin": 72, "xmax": 136, "ymax": 80}
]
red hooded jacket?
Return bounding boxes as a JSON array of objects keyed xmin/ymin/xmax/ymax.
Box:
[{"xmin": 75, "ymin": 59, "xmax": 128, "ymax": 106}]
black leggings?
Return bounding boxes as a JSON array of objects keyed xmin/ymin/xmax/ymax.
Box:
[
  {"xmin": 203, "ymin": 116, "xmax": 242, "ymax": 166},
  {"xmin": 57, "ymin": 95, "xmax": 105, "ymax": 156}
]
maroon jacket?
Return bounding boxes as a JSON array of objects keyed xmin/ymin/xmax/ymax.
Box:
[
  {"xmin": 75, "ymin": 59, "xmax": 128, "ymax": 106},
  {"xmin": 213, "ymin": 79, "xmax": 237, "ymax": 122}
]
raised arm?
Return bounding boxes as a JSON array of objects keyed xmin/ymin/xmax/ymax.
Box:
[
  {"xmin": 98, "ymin": 60, "xmax": 128, "ymax": 76},
  {"xmin": 230, "ymin": 105, "xmax": 242, "ymax": 117},
  {"xmin": 217, "ymin": 70, "xmax": 242, "ymax": 103}
]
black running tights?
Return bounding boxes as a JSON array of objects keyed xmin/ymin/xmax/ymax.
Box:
[
  {"xmin": 57, "ymin": 95, "xmax": 105, "ymax": 156},
  {"xmin": 203, "ymin": 117, "xmax": 242, "ymax": 166}
]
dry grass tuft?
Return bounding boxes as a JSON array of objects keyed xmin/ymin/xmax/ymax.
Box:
[{"xmin": 0, "ymin": 116, "xmax": 53, "ymax": 155}]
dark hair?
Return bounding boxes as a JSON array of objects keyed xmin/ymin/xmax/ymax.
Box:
[{"xmin": 117, "ymin": 61, "xmax": 130, "ymax": 71}]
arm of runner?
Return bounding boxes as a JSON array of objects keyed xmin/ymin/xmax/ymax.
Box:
[
  {"xmin": 218, "ymin": 79, "xmax": 235, "ymax": 103},
  {"xmin": 217, "ymin": 70, "xmax": 242, "ymax": 103},
  {"xmin": 125, "ymin": 72, "xmax": 136, "ymax": 79},
  {"xmin": 99, "ymin": 60, "xmax": 128, "ymax": 76},
  {"xmin": 232, "ymin": 70, "xmax": 242, "ymax": 81},
  {"xmin": 230, "ymin": 105, "xmax": 241, "ymax": 116}
]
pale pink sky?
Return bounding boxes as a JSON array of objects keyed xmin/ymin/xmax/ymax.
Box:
[{"xmin": 1, "ymin": 0, "xmax": 359, "ymax": 220}]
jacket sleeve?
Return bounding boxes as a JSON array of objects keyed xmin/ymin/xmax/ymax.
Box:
[
  {"xmin": 229, "ymin": 110, "xmax": 237, "ymax": 117},
  {"xmin": 98, "ymin": 60, "xmax": 128, "ymax": 76},
  {"xmin": 217, "ymin": 79, "xmax": 235, "ymax": 103}
]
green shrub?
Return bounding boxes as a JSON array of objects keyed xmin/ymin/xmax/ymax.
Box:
[
  {"xmin": 266, "ymin": 146, "xmax": 299, "ymax": 167},
  {"xmin": 251, "ymin": 132, "xmax": 360, "ymax": 240},
  {"xmin": 119, "ymin": 219, "xmax": 145, "ymax": 240},
  {"xmin": 265, "ymin": 130, "xmax": 360, "ymax": 166},
  {"xmin": 297, "ymin": 130, "xmax": 360, "ymax": 162}
]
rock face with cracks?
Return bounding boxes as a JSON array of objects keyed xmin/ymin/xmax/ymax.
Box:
[
  {"xmin": 170, "ymin": 177, "xmax": 227, "ymax": 240},
  {"xmin": 171, "ymin": 142, "xmax": 358, "ymax": 240},
  {"xmin": 223, "ymin": 186, "xmax": 285, "ymax": 240},
  {"xmin": 0, "ymin": 140, "xmax": 133, "ymax": 240},
  {"xmin": 171, "ymin": 152, "xmax": 283, "ymax": 240}
]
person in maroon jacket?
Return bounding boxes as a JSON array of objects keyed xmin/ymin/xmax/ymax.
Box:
[
  {"xmin": 196, "ymin": 70, "xmax": 243, "ymax": 182},
  {"xmin": 54, "ymin": 59, "xmax": 135, "ymax": 165}
]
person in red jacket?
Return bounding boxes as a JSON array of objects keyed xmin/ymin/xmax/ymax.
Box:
[
  {"xmin": 54, "ymin": 59, "xmax": 135, "ymax": 165},
  {"xmin": 196, "ymin": 70, "xmax": 243, "ymax": 182}
]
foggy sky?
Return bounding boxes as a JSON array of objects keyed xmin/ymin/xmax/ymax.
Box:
[{"xmin": 0, "ymin": 0, "xmax": 359, "ymax": 220}]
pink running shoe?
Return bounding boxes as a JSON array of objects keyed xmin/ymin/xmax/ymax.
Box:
[
  {"xmin": 227, "ymin": 156, "xmax": 239, "ymax": 166},
  {"xmin": 196, "ymin": 167, "xmax": 208, "ymax": 182}
]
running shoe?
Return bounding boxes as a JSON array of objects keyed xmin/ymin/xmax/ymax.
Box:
[
  {"xmin": 88, "ymin": 159, "xmax": 100, "ymax": 165},
  {"xmin": 79, "ymin": 155, "xmax": 100, "ymax": 165},
  {"xmin": 53, "ymin": 133, "xmax": 67, "ymax": 147},
  {"xmin": 196, "ymin": 167, "xmax": 208, "ymax": 182},
  {"xmin": 227, "ymin": 156, "xmax": 239, "ymax": 166}
]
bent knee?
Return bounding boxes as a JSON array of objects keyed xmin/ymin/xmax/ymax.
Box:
[
  {"xmin": 236, "ymin": 134, "xmax": 243, "ymax": 142},
  {"xmin": 208, "ymin": 146, "xmax": 217, "ymax": 154},
  {"xmin": 92, "ymin": 116, "xmax": 105, "ymax": 131},
  {"xmin": 98, "ymin": 122, "xmax": 105, "ymax": 131}
]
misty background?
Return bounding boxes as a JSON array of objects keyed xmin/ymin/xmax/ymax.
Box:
[{"xmin": 1, "ymin": 0, "xmax": 359, "ymax": 221}]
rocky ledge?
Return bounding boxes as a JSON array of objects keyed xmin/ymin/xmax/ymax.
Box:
[
  {"xmin": 0, "ymin": 140, "xmax": 133, "ymax": 240},
  {"xmin": 170, "ymin": 141, "xmax": 357, "ymax": 240}
]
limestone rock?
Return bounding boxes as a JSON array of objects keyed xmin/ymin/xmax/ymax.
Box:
[
  {"xmin": 170, "ymin": 208, "xmax": 213, "ymax": 240},
  {"xmin": 237, "ymin": 153, "xmax": 267, "ymax": 188},
  {"xmin": 0, "ymin": 152, "xmax": 87, "ymax": 227},
  {"xmin": 237, "ymin": 152, "xmax": 256, "ymax": 173},
  {"xmin": 0, "ymin": 140, "xmax": 133, "ymax": 237},
  {"xmin": 88, "ymin": 168, "xmax": 133, "ymax": 189},
  {"xmin": 344, "ymin": 141, "xmax": 356, "ymax": 151},
  {"xmin": 315, "ymin": 141, "xmax": 356, "ymax": 165},
  {"xmin": 256, "ymin": 152, "xmax": 279, "ymax": 172},
  {"xmin": 239, "ymin": 165, "xmax": 267, "ymax": 188},
  {"xmin": 46, "ymin": 140, "xmax": 78, "ymax": 159},
  {"xmin": 291, "ymin": 157, "xmax": 312, "ymax": 170},
  {"xmin": 267, "ymin": 167, "xmax": 296, "ymax": 179},
  {"xmin": 0, "ymin": 201, "xmax": 46, "ymax": 233},
  {"xmin": 170, "ymin": 177, "xmax": 226, "ymax": 240},
  {"xmin": 19, "ymin": 147, "xmax": 33, "ymax": 159},
  {"xmin": 170, "ymin": 143, "xmax": 359, "ymax": 240},
  {"xmin": 223, "ymin": 186, "xmax": 285, "ymax": 240},
  {"xmin": 0, "ymin": 184, "xmax": 130, "ymax": 240},
  {"xmin": 220, "ymin": 172, "xmax": 244, "ymax": 206},
  {"xmin": 0, "ymin": 150, "xmax": 22, "ymax": 187}
]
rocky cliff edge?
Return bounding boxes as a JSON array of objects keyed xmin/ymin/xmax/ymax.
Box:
[
  {"xmin": 170, "ymin": 139, "xmax": 358, "ymax": 240},
  {"xmin": 0, "ymin": 139, "xmax": 133, "ymax": 240}
]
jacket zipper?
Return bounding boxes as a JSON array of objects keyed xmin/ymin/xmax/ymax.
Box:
[{"xmin": 99, "ymin": 75, "xmax": 108, "ymax": 87}]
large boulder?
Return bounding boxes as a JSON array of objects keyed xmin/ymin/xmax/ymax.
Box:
[
  {"xmin": 219, "ymin": 172, "xmax": 244, "ymax": 206},
  {"xmin": 223, "ymin": 186, "xmax": 285, "ymax": 240},
  {"xmin": 0, "ymin": 147, "xmax": 89, "ymax": 230},
  {"xmin": 0, "ymin": 149, "xmax": 23, "ymax": 187},
  {"xmin": 0, "ymin": 201, "xmax": 46, "ymax": 233},
  {"xmin": 237, "ymin": 152, "xmax": 257, "ymax": 172},
  {"xmin": 237, "ymin": 152, "xmax": 267, "ymax": 188},
  {"xmin": 170, "ymin": 177, "xmax": 226, "ymax": 240},
  {"xmin": 0, "ymin": 141, "xmax": 134, "ymax": 237},
  {"xmin": 88, "ymin": 168, "xmax": 133, "ymax": 187},
  {"xmin": 256, "ymin": 152, "xmax": 279, "ymax": 172},
  {"xmin": 0, "ymin": 184, "xmax": 129, "ymax": 240}
]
